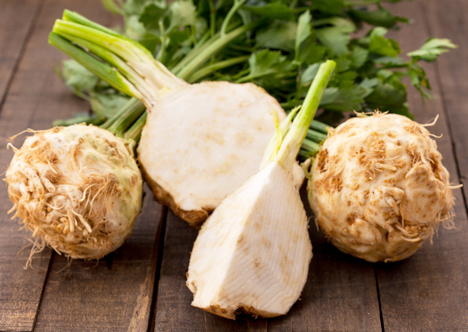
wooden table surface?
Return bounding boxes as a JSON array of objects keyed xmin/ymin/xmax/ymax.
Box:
[{"xmin": 0, "ymin": 0, "xmax": 467, "ymax": 331}]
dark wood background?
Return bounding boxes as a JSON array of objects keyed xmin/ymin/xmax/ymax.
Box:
[{"xmin": 0, "ymin": 0, "xmax": 467, "ymax": 331}]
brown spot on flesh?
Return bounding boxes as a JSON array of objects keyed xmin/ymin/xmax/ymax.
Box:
[
  {"xmin": 254, "ymin": 221, "xmax": 262, "ymax": 231},
  {"xmin": 253, "ymin": 258, "xmax": 260, "ymax": 268},
  {"xmin": 261, "ymin": 236, "xmax": 271, "ymax": 248}
]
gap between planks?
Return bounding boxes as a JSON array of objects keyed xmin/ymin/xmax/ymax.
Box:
[{"xmin": 148, "ymin": 206, "xmax": 169, "ymax": 332}]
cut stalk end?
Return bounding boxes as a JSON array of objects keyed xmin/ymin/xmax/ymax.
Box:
[{"xmin": 263, "ymin": 60, "xmax": 336, "ymax": 170}]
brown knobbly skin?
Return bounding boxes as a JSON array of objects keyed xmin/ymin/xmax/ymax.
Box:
[
  {"xmin": 5, "ymin": 125, "xmax": 143, "ymax": 263},
  {"xmin": 308, "ymin": 113, "xmax": 456, "ymax": 262},
  {"xmin": 317, "ymin": 148, "xmax": 329, "ymax": 172}
]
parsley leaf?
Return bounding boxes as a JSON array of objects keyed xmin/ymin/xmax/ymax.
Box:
[{"xmin": 408, "ymin": 38, "xmax": 457, "ymax": 62}]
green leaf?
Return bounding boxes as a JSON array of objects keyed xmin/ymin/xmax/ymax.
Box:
[
  {"xmin": 373, "ymin": 56, "xmax": 405, "ymax": 67},
  {"xmin": 316, "ymin": 28, "xmax": 349, "ymax": 56},
  {"xmin": 295, "ymin": 11, "xmax": 312, "ymax": 55},
  {"xmin": 335, "ymin": 55, "xmax": 352, "ymax": 72},
  {"xmin": 334, "ymin": 70, "xmax": 358, "ymax": 87},
  {"xmin": 59, "ymin": 59, "xmax": 99, "ymax": 97},
  {"xmin": 369, "ymin": 27, "xmax": 400, "ymax": 56},
  {"xmin": 89, "ymin": 92, "xmax": 130, "ymax": 119},
  {"xmin": 256, "ymin": 21, "xmax": 296, "ymax": 51},
  {"xmin": 315, "ymin": 18, "xmax": 355, "ymax": 56},
  {"xmin": 359, "ymin": 77, "xmax": 378, "ymax": 95},
  {"xmin": 53, "ymin": 113, "xmax": 104, "ymax": 127},
  {"xmin": 125, "ymin": 14, "xmax": 155, "ymax": 43},
  {"xmin": 407, "ymin": 63, "xmax": 432, "ymax": 99},
  {"xmin": 248, "ymin": 49, "xmax": 290, "ymax": 78},
  {"xmin": 311, "ymin": 0, "xmax": 346, "ymax": 15},
  {"xmin": 294, "ymin": 11, "xmax": 327, "ymax": 65},
  {"xmin": 313, "ymin": 17, "xmax": 356, "ymax": 34},
  {"xmin": 350, "ymin": 46, "xmax": 368, "ymax": 68},
  {"xmin": 124, "ymin": 0, "xmax": 162, "ymax": 16},
  {"xmin": 408, "ymin": 38, "xmax": 457, "ymax": 62},
  {"xmin": 297, "ymin": 43, "xmax": 327, "ymax": 65},
  {"xmin": 242, "ymin": 3, "xmax": 295, "ymax": 20},
  {"xmin": 139, "ymin": 3, "xmax": 168, "ymax": 32},
  {"xmin": 169, "ymin": 0, "xmax": 197, "ymax": 30},
  {"xmin": 351, "ymin": 7, "xmax": 408, "ymax": 28},
  {"xmin": 101, "ymin": 0, "xmax": 123, "ymax": 15},
  {"xmin": 320, "ymin": 85, "xmax": 368, "ymax": 112},
  {"xmin": 300, "ymin": 63, "xmax": 321, "ymax": 85},
  {"xmin": 365, "ymin": 80, "xmax": 411, "ymax": 117}
]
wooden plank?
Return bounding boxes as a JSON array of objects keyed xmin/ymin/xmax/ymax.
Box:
[
  {"xmin": 424, "ymin": 0, "xmax": 468, "ymax": 210},
  {"xmin": 153, "ymin": 211, "xmax": 268, "ymax": 332},
  {"xmin": 154, "ymin": 195, "xmax": 381, "ymax": 331},
  {"xmin": 0, "ymin": 0, "xmax": 116, "ymax": 331},
  {"xmin": 267, "ymin": 189, "xmax": 381, "ymax": 332},
  {"xmin": 153, "ymin": 212, "xmax": 218, "ymax": 332},
  {"xmin": 34, "ymin": 186, "xmax": 163, "ymax": 332},
  {"xmin": 0, "ymin": 0, "xmax": 42, "ymax": 107},
  {"xmin": 376, "ymin": 1, "xmax": 468, "ymax": 331}
]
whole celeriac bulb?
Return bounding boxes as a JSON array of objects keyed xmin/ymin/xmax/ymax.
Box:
[
  {"xmin": 308, "ymin": 113, "xmax": 455, "ymax": 262},
  {"xmin": 5, "ymin": 125, "xmax": 143, "ymax": 260}
]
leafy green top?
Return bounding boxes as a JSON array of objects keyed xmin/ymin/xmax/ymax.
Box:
[{"xmin": 57, "ymin": 0, "xmax": 456, "ymax": 126}]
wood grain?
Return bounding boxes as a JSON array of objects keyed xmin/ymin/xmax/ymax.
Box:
[
  {"xmin": 0, "ymin": 0, "xmax": 42, "ymax": 107},
  {"xmin": 376, "ymin": 1, "xmax": 468, "ymax": 331},
  {"xmin": 152, "ymin": 212, "xmax": 212, "ymax": 332},
  {"xmin": 424, "ymin": 0, "xmax": 468, "ymax": 209}
]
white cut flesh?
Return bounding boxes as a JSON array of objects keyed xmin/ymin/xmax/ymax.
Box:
[
  {"xmin": 186, "ymin": 162, "xmax": 312, "ymax": 319},
  {"xmin": 138, "ymin": 81, "xmax": 302, "ymax": 227}
]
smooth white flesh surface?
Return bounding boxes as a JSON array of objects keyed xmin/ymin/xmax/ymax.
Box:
[
  {"xmin": 309, "ymin": 113, "xmax": 454, "ymax": 262},
  {"xmin": 5, "ymin": 125, "xmax": 143, "ymax": 259},
  {"xmin": 138, "ymin": 81, "xmax": 288, "ymax": 227},
  {"xmin": 187, "ymin": 162, "xmax": 312, "ymax": 319}
]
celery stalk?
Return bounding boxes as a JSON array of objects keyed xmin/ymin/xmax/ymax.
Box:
[{"xmin": 268, "ymin": 60, "xmax": 336, "ymax": 170}]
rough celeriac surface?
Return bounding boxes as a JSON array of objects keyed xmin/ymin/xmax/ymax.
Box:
[
  {"xmin": 138, "ymin": 81, "xmax": 287, "ymax": 228},
  {"xmin": 187, "ymin": 162, "xmax": 312, "ymax": 319},
  {"xmin": 309, "ymin": 113, "xmax": 454, "ymax": 262},
  {"xmin": 5, "ymin": 125, "xmax": 143, "ymax": 260}
]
